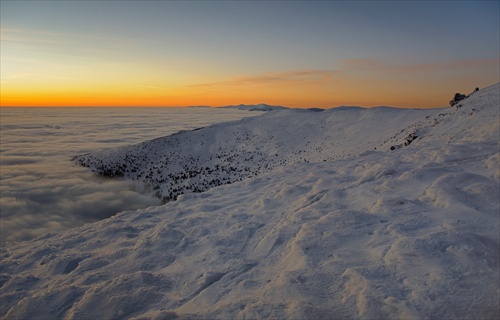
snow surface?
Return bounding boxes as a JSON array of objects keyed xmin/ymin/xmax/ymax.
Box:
[{"xmin": 1, "ymin": 83, "xmax": 499, "ymax": 319}]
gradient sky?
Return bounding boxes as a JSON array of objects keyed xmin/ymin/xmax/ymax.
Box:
[{"xmin": 1, "ymin": 1, "xmax": 499, "ymax": 108}]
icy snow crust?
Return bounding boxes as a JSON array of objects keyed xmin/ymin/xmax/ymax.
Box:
[{"xmin": 1, "ymin": 83, "xmax": 499, "ymax": 319}]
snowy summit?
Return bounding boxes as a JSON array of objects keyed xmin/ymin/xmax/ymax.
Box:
[
  {"xmin": 219, "ymin": 103, "xmax": 288, "ymax": 111},
  {"xmin": 1, "ymin": 83, "xmax": 499, "ymax": 319}
]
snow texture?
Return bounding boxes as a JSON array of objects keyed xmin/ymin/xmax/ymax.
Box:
[{"xmin": 1, "ymin": 83, "xmax": 499, "ymax": 319}]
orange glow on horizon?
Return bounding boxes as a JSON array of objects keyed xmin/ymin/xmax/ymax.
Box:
[
  {"xmin": 0, "ymin": 84, "xmax": 494, "ymax": 109},
  {"xmin": 2, "ymin": 61, "xmax": 498, "ymax": 109},
  {"xmin": 2, "ymin": 2, "xmax": 498, "ymax": 109}
]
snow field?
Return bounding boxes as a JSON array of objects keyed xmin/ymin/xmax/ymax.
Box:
[{"xmin": 1, "ymin": 83, "xmax": 499, "ymax": 319}]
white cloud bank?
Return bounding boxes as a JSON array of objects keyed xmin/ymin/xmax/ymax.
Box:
[{"xmin": 0, "ymin": 107, "xmax": 257, "ymax": 243}]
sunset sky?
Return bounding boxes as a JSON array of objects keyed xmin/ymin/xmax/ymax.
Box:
[{"xmin": 1, "ymin": 1, "xmax": 499, "ymax": 108}]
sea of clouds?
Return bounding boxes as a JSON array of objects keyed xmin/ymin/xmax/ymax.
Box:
[{"xmin": 0, "ymin": 107, "xmax": 258, "ymax": 243}]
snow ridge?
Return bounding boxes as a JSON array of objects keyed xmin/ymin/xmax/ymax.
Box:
[
  {"xmin": 72, "ymin": 106, "xmax": 429, "ymax": 202},
  {"xmin": 1, "ymin": 83, "xmax": 499, "ymax": 320},
  {"xmin": 73, "ymin": 84, "xmax": 498, "ymax": 203}
]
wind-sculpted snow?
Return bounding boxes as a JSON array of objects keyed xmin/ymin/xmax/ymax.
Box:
[{"xmin": 1, "ymin": 83, "xmax": 499, "ymax": 319}]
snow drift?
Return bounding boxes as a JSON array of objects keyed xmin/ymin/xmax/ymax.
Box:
[{"xmin": 1, "ymin": 83, "xmax": 499, "ymax": 319}]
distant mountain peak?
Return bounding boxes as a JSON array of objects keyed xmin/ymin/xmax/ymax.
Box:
[{"xmin": 220, "ymin": 103, "xmax": 288, "ymax": 111}]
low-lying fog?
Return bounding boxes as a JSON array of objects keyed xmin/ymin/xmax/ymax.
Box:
[{"xmin": 0, "ymin": 107, "xmax": 258, "ymax": 243}]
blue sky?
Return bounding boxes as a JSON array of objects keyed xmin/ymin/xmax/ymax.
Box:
[{"xmin": 1, "ymin": 1, "xmax": 499, "ymax": 107}]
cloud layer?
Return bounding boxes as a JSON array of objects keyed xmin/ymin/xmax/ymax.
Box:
[{"xmin": 0, "ymin": 107, "xmax": 255, "ymax": 243}]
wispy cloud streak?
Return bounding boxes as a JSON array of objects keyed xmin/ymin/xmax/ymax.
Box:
[
  {"xmin": 341, "ymin": 57, "xmax": 499, "ymax": 74},
  {"xmin": 187, "ymin": 70, "xmax": 337, "ymax": 89}
]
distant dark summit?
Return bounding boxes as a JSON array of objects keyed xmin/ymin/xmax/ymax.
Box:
[
  {"xmin": 450, "ymin": 87, "xmax": 479, "ymax": 107},
  {"xmin": 220, "ymin": 104, "xmax": 288, "ymax": 111}
]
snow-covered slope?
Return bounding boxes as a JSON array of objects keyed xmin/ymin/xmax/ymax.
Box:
[
  {"xmin": 73, "ymin": 85, "xmax": 498, "ymax": 204},
  {"xmin": 72, "ymin": 103, "xmax": 436, "ymax": 202},
  {"xmin": 1, "ymin": 83, "xmax": 499, "ymax": 319}
]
